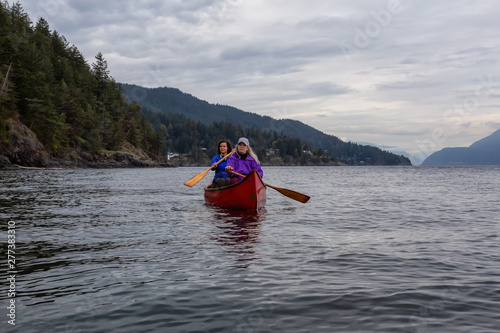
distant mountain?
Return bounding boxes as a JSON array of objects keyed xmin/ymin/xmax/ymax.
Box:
[
  {"xmin": 121, "ymin": 83, "xmax": 411, "ymax": 166},
  {"xmin": 422, "ymin": 129, "xmax": 500, "ymax": 165},
  {"xmin": 355, "ymin": 141, "xmax": 428, "ymax": 165},
  {"xmin": 388, "ymin": 150, "xmax": 427, "ymax": 166}
]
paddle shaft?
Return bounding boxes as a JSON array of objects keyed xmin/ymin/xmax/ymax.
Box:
[
  {"xmin": 226, "ymin": 170, "xmax": 245, "ymax": 178},
  {"xmin": 227, "ymin": 170, "xmax": 310, "ymax": 203}
]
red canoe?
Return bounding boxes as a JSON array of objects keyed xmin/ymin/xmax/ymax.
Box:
[{"xmin": 204, "ymin": 170, "xmax": 266, "ymax": 210}]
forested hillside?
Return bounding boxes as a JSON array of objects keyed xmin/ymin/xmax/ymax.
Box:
[
  {"xmin": 142, "ymin": 109, "xmax": 338, "ymax": 166},
  {"xmin": 0, "ymin": 2, "xmax": 164, "ymax": 167}
]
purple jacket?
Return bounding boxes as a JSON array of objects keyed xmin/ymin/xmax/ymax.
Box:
[{"xmin": 226, "ymin": 153, "xmax": 264, "ymax": 181}]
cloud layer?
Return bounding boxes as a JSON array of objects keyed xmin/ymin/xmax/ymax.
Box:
[{"xmin": 18, "ymin": 0, "xmax": 500, "ymax": 155}]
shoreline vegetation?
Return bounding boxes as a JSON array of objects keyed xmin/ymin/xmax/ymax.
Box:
[{"xmin": 0, "ymin": 3, "xmax": 410, "ymax": 170}]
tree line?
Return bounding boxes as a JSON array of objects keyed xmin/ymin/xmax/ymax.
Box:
[{"xmin": 142, "ymin": 109, "xmax": 337, "ymax": 165}]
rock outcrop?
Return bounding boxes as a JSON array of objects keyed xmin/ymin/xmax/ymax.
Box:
[{"xmin": 0, "ymin": 118, "xmax": 51, "ymax": 167}]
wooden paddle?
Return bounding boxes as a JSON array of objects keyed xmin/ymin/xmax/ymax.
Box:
[
  {"xmin": 228, "ymin": 170, "xmax": 310, "ymax": 204},
  {"xmin": 184, "ymin": 150, "xmax": 235, "ymax": 187}
]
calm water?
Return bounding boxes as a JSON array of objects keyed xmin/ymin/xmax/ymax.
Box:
[{"xmin": 0, "ymin": 166, "xmax": 499, "ymax": 332}]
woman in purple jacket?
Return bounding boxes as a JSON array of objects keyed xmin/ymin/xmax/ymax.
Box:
[{"xmin": 225, "ymin": 137, "xmax": 263, "ymax": 184}]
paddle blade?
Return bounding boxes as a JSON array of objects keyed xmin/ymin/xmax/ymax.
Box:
[
  {"xmin": 184, "ymin": 168, "xmax": 210, "ymax": 187},
  {"xmin": 266, "ymin": 184, "xmax": 310, "ymax": 203}
]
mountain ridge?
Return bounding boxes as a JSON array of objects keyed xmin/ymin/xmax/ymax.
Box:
[
  {"xmin": 121, "ymin": 83, "xmax": 411, "ymax": 166},
  {"xmin": 422, "ymin": 129, "xmax": 500, "ymax": 165}
]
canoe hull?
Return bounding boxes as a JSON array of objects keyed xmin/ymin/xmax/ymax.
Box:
[{"xmin": 204, "ymin": 170, "xmax": 266, "ymax": 210}]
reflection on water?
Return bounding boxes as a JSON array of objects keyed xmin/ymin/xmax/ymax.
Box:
[{"xmin": 209, "ymin": 207, "xmax": 266, "ymax": 268}]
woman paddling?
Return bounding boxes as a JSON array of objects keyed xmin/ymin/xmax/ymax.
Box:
[
  {"xmin": 225, "ymin": 137, "xmax": 263, "ymax": 184},
  {"xmin": 210, "ymin": 140, "xmax": 233, "ymax": 188}
]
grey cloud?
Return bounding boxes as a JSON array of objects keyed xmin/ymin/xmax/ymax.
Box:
[
  {"xmin": 484, "ymin": 121, "xmax": 500, "ymax": 129},
  {"xmin": 376, "ymin": 80, "xmax": 440, "ymax": 91},
  {"xmin": 324, "ymin": 122, "xmax": 429, "ymax": 137},
  {"xmin": 268, "ymin": 82, "xmax": 352, "ymax": 102},
  {"xmin": 301, "ymin": 82, "xmax": 352, "ymax": 97},
  {"xmin": 295, "ymin": 15, "xmax": 350, "ymax": 31}
]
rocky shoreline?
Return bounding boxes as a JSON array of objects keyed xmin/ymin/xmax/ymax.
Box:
[
  {"xmin": 0, "ymin": 119, "xmax": 171, "ymax": 170},
  {"xmin": 0, "ymin": 149, "xmax": 172, "ymax": 170}
]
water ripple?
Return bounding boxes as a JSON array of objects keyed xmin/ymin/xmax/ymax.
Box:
[{"xmin": 1, "ymin": 166, "xmax": 499, "ymax": 332}]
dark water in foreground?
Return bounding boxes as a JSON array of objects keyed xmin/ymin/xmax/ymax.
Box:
[{"xmin": 0, "ymin": 166, "xmax": 499, "ymax": 332}]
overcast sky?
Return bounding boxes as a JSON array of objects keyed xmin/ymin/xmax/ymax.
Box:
[{"xmin": 17, "ymin": 0, "xmax": 500, "ymax": 159}]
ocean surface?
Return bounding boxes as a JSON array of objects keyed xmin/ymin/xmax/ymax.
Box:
[{"xmin": 0, "ymin": 166, "xmax": 499, "ymax": 332}]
